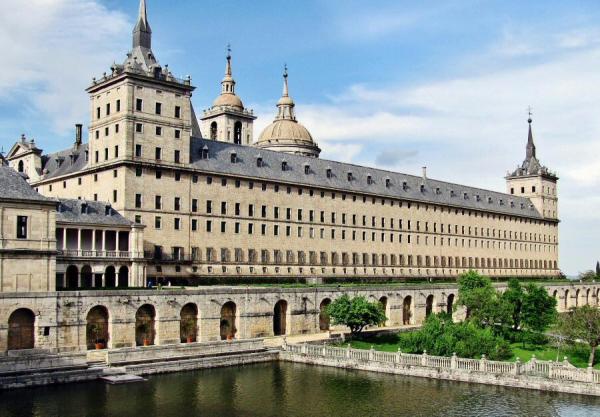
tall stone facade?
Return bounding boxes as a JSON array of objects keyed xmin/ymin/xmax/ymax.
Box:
[{"xmin": 5, "ymin": 0, "xmax": 560, "ymax": 286}]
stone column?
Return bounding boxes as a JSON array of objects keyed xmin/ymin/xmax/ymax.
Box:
[
  {"xmin": 101, "ymin": 230, "xmax": 106, "ymax": 253},
  {"xmin": 62, "ymin": 228, "xmax": 67, "ymax": 250},
  {"xmin": 77, "ymin": 228, "xmax": 82, "ymax": 255},
  {"xmin": 92, "ymin": 229, "xmax": 96, "ymax": 254},
  {"xmin": 116, "ymin": 230, "xmax": 120, "ymax": 252},
  {"xmin": 101, "ymin": 273, "xmax": 106, "ymax": 288}
]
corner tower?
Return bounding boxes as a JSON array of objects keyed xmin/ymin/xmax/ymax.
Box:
[
  {"xmin": 255, "ymin": 67, "xmax": 321, "ymax": 157},
  {"xmin": 506, "ymin": 115, "xmax": 558, "ymax": 219},
  {"xmin": 201, "ymin": 48, "xmax": 256, "ymax": 144},
  {"xmin": 86, "ymin": 0, "xmax": 199, "ymax": 169}
]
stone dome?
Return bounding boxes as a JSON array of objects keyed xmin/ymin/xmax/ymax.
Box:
[
  {"xmin": 212, "ymin": 93, "xmax": 244, "ymax": 109},
  {"xmin": 254, "ymin": 68, "xmax": 320, "ymax": 158}
]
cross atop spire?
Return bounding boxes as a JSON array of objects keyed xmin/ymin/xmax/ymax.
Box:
[
  {"xmin": 225, "ymin": 44, "xmax": 232, "ymax": 77},
  {"xmin": 526, "ymin": 107, "xmax": 536, "ymax": 160},
  {"xmin": 133, "ymin": 0, "xmax": 152, "ymax": 49},
  {"xmin": 282, "ymin": 64, "xmax": 289, "ymax": 97}
]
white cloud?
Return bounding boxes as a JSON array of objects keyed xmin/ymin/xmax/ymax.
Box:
[{"xmin": 0, "ymin": 0, "xmax": 129, "ymax": 134}]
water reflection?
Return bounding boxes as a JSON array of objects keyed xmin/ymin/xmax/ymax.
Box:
[{"xmin": 1, "ymin": 362, "xmax": 600, "ymax": 417}]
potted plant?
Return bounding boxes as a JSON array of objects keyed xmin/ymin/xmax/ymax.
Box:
[
  {"xmin": 137, "ymin": 322, "xmax": 152, "ymax": 346},
  {"xmin": 89, "ymin": 324, "xmax": 105, "ymax": 349},
  {"xmin": 182, "ymin": 320, "xmax": 196, "ymax": 343}
]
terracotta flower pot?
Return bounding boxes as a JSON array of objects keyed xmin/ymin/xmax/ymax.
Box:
[
  {"xmin": 143, "ymin": 339, "xmax": 151, "ymax": 346},
  {"xmin": 227, "ymin": 335, "xmax": 233, "ymax": 342},
  {"xmin": 95, "ymin": 342, "xmax": 104, "ymax": 350},
  {"xmin": 186, "ymin": 336, "xmax": 194, "ymax": 343}
]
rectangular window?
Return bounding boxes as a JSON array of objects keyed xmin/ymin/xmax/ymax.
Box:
[
  {"xmin": 113, "ymin": 190, "xmax": 117, "ymax": 202},
  {"xmin": 104, "ymin": 148, "xmax": 109, "ymax": 160},
  {"xmin": 116, "ymin": 99, "xmax": 121, "ymax": 112},
  {"xmin": 155, "ymin": 195, "xmax": 162, "ymax": 209},
  {"xmin": 106, "ymin": 103, "xmax": 110, "ymax": 116},
  {"xmin": 155, "ymin": 147, "xmax": 162, "ymax": 160},
  {"xmin": 175, "ymin": 129, "xmax": 181, "ymax": 139},
  {"xmin": 155, "ymin": 102, "xmax": 162, "ymax": 115},
  {"xmin": 114, "ymin": 146, "xmax": 119, "ymax": 158},
  {"xmin": 115, "ymin": 124, "xmax": 119, "ymax": 133},
  {"xmin": 136, "ymin": 98, "xmax": 143, "ymax": 111},
  {"xmin": 135, "ymin": 144, "xmax": 142, "ymax": 157},
  {"xmin": 96, "ymin": 107, "xmax": 101, "ymax": 119},
  {"xmin": 16, "ymin": 216, "xmax": 27, "ymax": 239},
  {"xmin": 174, "ymin": 197, "xmax": 181, "ymax": 211},
  {"xmin": 206, "ymin": 200, "xmax": 212, "ymax": 213},
  {"xmin": 174, "ymin": 218, "xmax": 181, "ymax": 230},
  {"xmin": 192, "ymin": 199, "xmax": 198, "ymax": 212},
  {"xmin": 174, "ymin": 150, "xmax": 180, "ymax": 163},
  {"xmin": 135, "ymin": 123, "xmax": 143, "ymax": 133},
  {"xmin": 136, "ymin": 167, "xmax": 143, "ymax": 177},
  {"xmin": 174, "ymin": 106, "xmax": 181, "ymax": 118},
  {"xmin": 95, "ymin": 130, "xmax": 99, "ymax": 139},
  {"xmin": 135, "ymin": 215, "xmax": 141, "ymax": 224},
  {"xmin": 206, "ymin": 220, "xmax": 212, "ymax": 232},
  {"xmin": 221, "ymin": 221, "xmax": 226, "ymax": 233},
  {"xmin": 135, "ymin": 194, "xmax": 142, "ymax": 208},
  {"xmin": 191, "ymin": 219, "xmax": 198, "ymax": 231},
  {"xmin": 175, "ymin": 171, "xmax": 181, "ymax": 181},
  {"xmin": 156, "ymin": 126, "xmax": 162, "ymax": 136},
  {"xmin": 105, "ymin": 127, "xmax": 109, "ymax": 137},
  {"xmin": 155, "ymin": 216, "xmax": 162, "ymax": 229},
  {"xmin": 221, "ymin": 201, "xmax": 227, "ymax": 215}
]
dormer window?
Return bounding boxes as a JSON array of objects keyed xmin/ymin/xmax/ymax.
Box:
[
  {"xmin": 499, "ymin": 199, "xmax": 504, "ymax": 206},
  {"xmin": 510, "ymin": 201, "xmax": 515, "ymax": 208},
  {"xmin": 385, "ymin": 178, "xmax": 391, "ymax": 188},
  {"xmin": 402, "ymin": 181, "xmax": 408, "ymax": 190},
  {"xmin": 105, "ymin": 205, "xmax": 112, "ymax": 216},
  {"xmin": 347, "ymin": 172, "xmax": 353, "ymax": 181},
  {"xmin": 281, "ymin": 161, "xmax": 288, "ymax": 171},
  {"xmin": 435, "ymin": 187, "xmax": 440, "ymax": 195},
  {"xmin": 463, "ymin": 192, "xmax": 468, "ymax": 200},
  {"xmin": 450, "ymin": 190, "xmax": 455, "ymax": 197},
  {"xmin": 257, "ymin": 156, "xmax": 263, "ymax": 167},
  {"xmin": 304, "ymin": 164, "xmax": 310, "ymax": 175},
  {"xmin": 326, "ymin": 168, "xmax": 332, "ymax": 178},
  {"xmin": 520, "ymin": 203, "xmax": 525, "ymax": 209},
  {"xmin": 201, "ymin": 146, "xmax": 209, "ymax": 159},
  {"xmin": 487, "ymin": 196, "xmax": 493, "ymax": 203},
  {"xmin": 81, "ymin": 202, "xmax": 89, "ymax": 214},
  {"xmin": 420, "ymin": 184, "xmax": 425, "ymax": 193},
  {"xmin": 367, "ymin": 175, "xmax": 373, "ymax": 185},
  {"xmin": 230, "ymin": 152, "xmax": 237, "ymax": 163},
  {"xmin": 475, "ymin": 194, "xmax": 481, "ymax": 202}
]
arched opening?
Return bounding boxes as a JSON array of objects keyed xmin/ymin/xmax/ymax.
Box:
[
  {"xmin": 66, "ymin": 265, "xmax": 79, "ymax": 289},
  {"xmin": 118, "ymin": 266, "xmax": 129, "ymax": 288},
  {"xmin": 234, "ymin": 121, "xmax": 242, "ymax": 145},
  {"xmin": 210, "ymin": 122, "xmax": 217, "ymax": 140},
  {"xmin": 564, "ymin": 290, "xmax": 569, "ymax": 310},
  {"xmin": 319, "ymin": 298, "xmax": 331, "ymax": 331},
  {"xmin": 403, "ymin": 296, "xmax": 412, "ymax": 325},
  {"xmin": 379, "ymin": 296, "xmax": 388, "ymax": 326},
  {"xmin": 586, "ymin": 289, "xmax": 591, "ymax": 306},
  {"xmin": 86, "ymin": 306, "xmax": 109, "ymax": 350},
  {"xmin": 446, "ymin": 294, "xmax": 455, "ymax": 315},
  {"xmin": 425, "ymin": 295, "xmax": 434, "ymax": 317},
  {"xmin": 220, "ymin": 301, "xmax": 236, "ymax": 340},
  {"xmin": 105, "ymin": 266, "xmax": 116, "ymax": 288},
  {"xmin": 81, "ymin": 265, "xmax": 93, "ymax": 289},
  {"xmin": 7, "ymin": 308, "xmax": 35, "ymax": 350},
  {"xmin": 180, "ymin": 303, "xmax": 198, "ymax": 343},
  {"xmin": 135, "ymin": 304, "xmax": 156, "ymax": 346},
  {"xmin": 273, "ymin": 300, "xmax": 288, "ymax": 336},
  {"xmin": 18, "ymin": 160, "xmax": 24, "ymax": 173},
  {"xmin": 575, "ymin": 289, "xmax": 580, "ymax": 307}
]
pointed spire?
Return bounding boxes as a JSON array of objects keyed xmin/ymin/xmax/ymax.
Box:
[
  {"xmin": 220, "ymin": 44, "xmax": 236, "ymax": 95},
  {"xmin": 133, "ymin": 0, "xmax": 152, "ymax": 49},
  {"xmin": 225, "ymin": 43, "xmax": 232, "ymax": 77},
  {"xmin": 526, "ymin": 107, "xmax": 536, "ymax": 160},
  {"xmin": 276, "ymin": 65, "xmax": 296, "ymax": 121},
  {"xmin": 282, "ymin": 64, "xmax": 289, "ymax": 97}
]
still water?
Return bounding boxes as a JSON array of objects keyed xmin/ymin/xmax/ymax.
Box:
[{"xmin": 2, "ymin": 362, "xmax": 600, "ymax": 417}]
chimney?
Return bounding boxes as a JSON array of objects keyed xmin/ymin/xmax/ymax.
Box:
[
  {"xmin": 422, "ymin": 166, "xmax": 427, "ymax": 179},
  {"xmin": 75, "ymin": 124, "xmax": 83, "ymax": 147}
]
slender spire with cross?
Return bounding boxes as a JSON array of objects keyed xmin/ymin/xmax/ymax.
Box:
[{"xmin": 526, "ymin": 106, "xmax": 536, "ymax": 160}]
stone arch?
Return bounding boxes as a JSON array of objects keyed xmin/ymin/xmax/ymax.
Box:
[
  {"xmin": 220, "ymin": 301, "xmax": 237, "ymax": 340},
  {"xmin": 564, "ymin": 289, "xmax": 570, "ymax": 310},
  {"xmin": 81, "ymin": 265, "xmax": 93, "ymax": 289},
  {"xmin": 425, "ymin": 294, "xmax": 434, "ymax": 317},
  {"xmin": 180, "ymin": 303, "xmax": 198, "ymax": 343},
  {"xmin": 7, "ymin": 308, "xmax": 35, "ymax": 350},
  {"xmin": 575, "ymin": 289, "xmax": 580, "ymax": 307},
  {"xmin": 86, "ymin": 305, "xmax": 109, "ymax": 350},
  {"xmin": 210, "ymin": 121, "xmax": 217, "ymax": 140},
  {"xmin": 135, "ymin": 304, "xmax": 156, "ymax": 346},
  {"xmin": 403, "ymin": 296, "xmax": 412, "ymax": 325},
  {"xmin": 234, "ymin": 121, "xmax": 242, "ymax": 144},
  {"xmin": 118, "ymin": 266, "xmax": 129, "ymax": 288},
  {"xmin": 446, "ymin": 294, "xmax": 455, "ymax": 315},
  {"xmin": 66, "ymin": 265, "xmax": 78, "ymax": 289},
  {"xmin": 585, "ymin": 288, "xmax": 591, "ymax": 306},
  {"xmin": 319, "ymin": 298, "xmax": 331, "ymax": 331},
  {"xmin": 379, "ymin": 296, "xmax": 388, "ymax": 326},
  {"xmin": 273, "ymin": 300, "xmax": 288, "ymax": 336},
  {"xmin": 105, "ymin": 266, "xmax": 116, "ymax": 287}
]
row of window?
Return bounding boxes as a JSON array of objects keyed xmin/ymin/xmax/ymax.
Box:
[
  {"xmin": 156, "ymin": 245, "xmax": 557, "ymax": 270},
  {"xmin": 95, "ymin": 99, "xmax": 181, "ymax": 120}
]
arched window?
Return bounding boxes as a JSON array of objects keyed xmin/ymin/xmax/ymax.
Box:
[
  {"xmin": 86, "ymin": 306, "xmax": 109, "ymax": 350},
  {"xmin": 210, "ymin": 122, "xmax": 217, "ymax": 140},
  {"xmin": 234, "ymin": 121, "xmax": 242, "ymax": 145},
  {"xmin": 135, "ymin": 304, "xmax": 156, "ymax": 346},
  {"xmin": 273, "ymin": 300, "xmax": 287, "ymax": 336},
  {"xmin": 180, "ymin": 303, "xmax": 198, "ymax": 343},
  {"xmin": 220, "ymin": 302, "xmax": 237, "ymax": 340},
  {"xmin": 7, "ymin": 308, "xmax": 35, "ymax": 350},
  {"xmin": 319, "ymin": 298, "xmax": 331, "ymax": 331},
  {"xmin": 18, "ymin": 160, "xmax": 24, "ymax": 173}
]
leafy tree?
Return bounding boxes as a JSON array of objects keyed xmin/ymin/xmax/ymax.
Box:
[
  {"xmin": 457, "ymin": 270, "xmax": 512, "ymax": 329},
  {"xmin": 578, "ymin": 270, "xmax": 596, "ymax": 282},
  {"xmin": 326, "ymin": 295, "xmax": 386, "ymax": 336},
  {"xmin": 557, "ymin": 306, "xmax": 600, "ymax": 366},
  {"xmin": 596, "ymin": 261, "xmax": 600, "ymax": 277},
  {"xmin": 501, "ymin": 278, "xmax": 524, "ymax": 330},
  {"xmin": 520, "ymin": 284, "xmax": 557, "ymax": 335}
]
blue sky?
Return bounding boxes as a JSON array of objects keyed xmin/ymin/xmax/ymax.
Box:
[{"xmin": 1, "ymin": 0, "xmax": 600, "ymax": 275}]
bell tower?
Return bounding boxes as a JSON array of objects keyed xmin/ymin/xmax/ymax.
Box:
[{"xmin": 506, "ymin": 113, "xmax": 558, "ymax": 220}]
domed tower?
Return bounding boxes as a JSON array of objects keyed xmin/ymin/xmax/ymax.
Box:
[
  {"xmin": 201, "ymin": 47, "xmax": 256, "ymax": 144},
  {"xmin": 254, "ymin": 67, "xmax": 321, "ymax": 158},
  {"xmin": 506, "ymin": 114, "xmax": 558, "ymax": 220}
]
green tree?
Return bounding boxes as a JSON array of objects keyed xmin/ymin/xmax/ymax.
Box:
[
  {"xmin": 520, "ymin": 284, "xmax": 557, "ymax": 335},
  {"xmin": 557, "ymin": 305, "xmax": 600, "ymax": 366},
  {"xmin": 501, "ymin": 278, "xmax": 524, "ymax": 330},
  {"xmin": 578, "ymin": 270, "xmax": 596, "ymax": 282},
  {"xmin": 596, "ymin": 261, "xmax": 600, "ymax": 277},
  {"xmin": 457, "ymin": 270, "xmax": 511, "ymax": 329},
  {"xmin": 326, "ymin": 295, "xmax": 386, "ymax": 336}
]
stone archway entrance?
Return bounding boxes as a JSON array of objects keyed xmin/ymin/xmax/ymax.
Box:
[
  {"xmin": 403, "ymin": 296, "xmax": 412, "ymax": 325},
  {"xmin": 273, "ymin": 300, "xmax": 287, "ymax": 336},
  {"xmin": 118, "ymin": 266, "xmax": 129, "ymax": 288},
  {"xmin": 66, "ymin": 265, "xmax": 78, "ymax": 289},
  {"xmin": 105, "ymin": 266, "xmax": 116, "ymax": 287},
  {"xmin": 426, "ymin": 295, "xmax": 434, "ymax": 317},
  {"xmin": 180, "ymin": 303, "xmax": 198, "ymax": 343},
  {"xmin": 379, "ymin": 296, "xmax": 388, "ymax": 326},
  {"xmin": 7, "ymin": 308, "xmax": 35, "ymax": 350},
  {"xmin": 319, "ymin": 298, "xmax": 331, "ymax": 331},
  {"xmin": 135, "ymin": 304, "xmax": 156, "ymax": 346},
  {"xmin": 220, "ymin": 302, "xmax": 236, "ymax": 340},
  {"xmin": 81, "ymin": 265, "xmax": 93, "ymax": 289},
  {"xmin": 446, "ymin": 294, "xmax": 455, "ymax": 315},
  {"xmin": 86, "ymin": 306, "xmax": 109, "ymax": 350}
]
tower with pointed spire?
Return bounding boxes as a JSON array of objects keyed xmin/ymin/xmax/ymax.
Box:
[
  {"xmin": 201, "ymin": 47, "xmax": 256, "ymax": 145},
  {"xmin": 506, "ymin": 114, "xmax": 558, "ymax": 220},
  {"xmin": 85, "ymin": 0, "xmax": 200, "ymax": 181},
  {"xmin": 254, "ymin": 66, "xmax": 321, "ymax": 158}
]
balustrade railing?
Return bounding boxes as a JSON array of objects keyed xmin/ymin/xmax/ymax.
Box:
[
  {"xmin": 283, "ymin": 343, "xmax": 600, "ymax": 385},
  {"xmin": 57, "ymin": 250, "xmax": 133, "ymax": 259}
]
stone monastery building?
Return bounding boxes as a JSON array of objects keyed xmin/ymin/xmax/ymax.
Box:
[{"xmin": 4, "ymin": 0, "xmax": 560, "ymax": 290}]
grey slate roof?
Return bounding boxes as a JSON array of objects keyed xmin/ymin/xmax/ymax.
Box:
[
  {"xmin": 189, "ymin": 138, "xmax": 543, "ymax": 219},
  {"xmin": 0, "ymin": 166, "xmax": 55, "ymax": 203},
  {"xmin": 56, "ymin": 199, "xmax": 133, "ymax": 226},
  {"xmin": 41, "ymin": 144, "xmax": 88, "ymax": 180}
]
